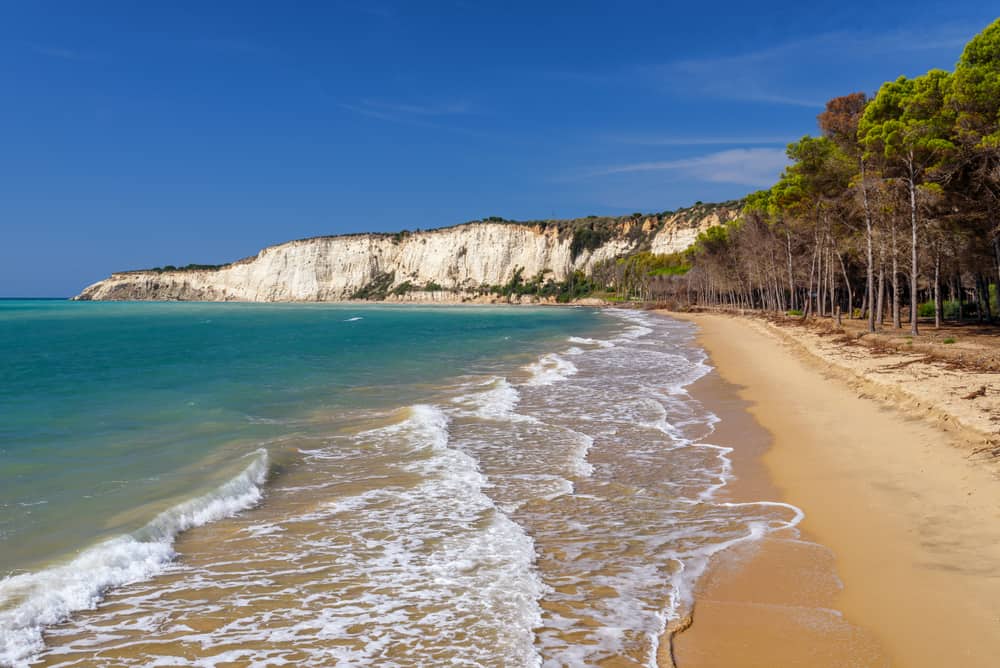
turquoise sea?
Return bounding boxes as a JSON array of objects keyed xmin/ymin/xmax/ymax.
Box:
[
  {"xmin": 0, "ymin": 301, "xmax": 607, "ymax": 571},
  {"xmin": 0, "ymin": 300, "xmax": 801, "ymax": 667}
]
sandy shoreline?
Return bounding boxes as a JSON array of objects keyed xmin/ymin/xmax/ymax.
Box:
[{"xmin": 663, "ymin": 311, "xmax": 1000, "ymax": 667}]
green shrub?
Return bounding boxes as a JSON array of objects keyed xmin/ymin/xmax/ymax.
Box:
[
  {"xmin": 497, "ymin": 267, "xmax": 526, "ymax": 297},
  {"xmin": 351, "ymin": 271, "xmax": 396, "ymax": 300},
  {"xmin": 786, "ymin": 308, "xmax": 803, "ymax": 316},
  {"xmin": 555, "ymin": 271, "xmax": 596, "ymax": 302},
  {"xmin": 143, "ymin": 263, "xmax": 227, "ymax": 273},
  {"xmin": 485, "ymin": 268, "xmax": 596, "ymax": 302},
  {"xmin": 918, "ymin": 300, "xmax": 968, "ymax": 319},
  {"xmin": 570, "ymin": 227, "xmax": 610, "ymax": 260},
  {"xmin": 643, "ymin": 252, "xmax": 691, "ymax": 276},
  {"xmin": 390, "ymin": 281, "xmax": 413, "ymax": 296},
  {"xmin": 648, "ymin": 266, "xmax": 689, "ymax": 276},
  {"xmin": 943, "ymin": 337, "xmax": 956, "ymax": 344}
]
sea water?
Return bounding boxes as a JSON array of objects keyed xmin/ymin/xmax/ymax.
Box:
[{"xmin": 0, "ymin": 301, "xmax": 800, "ymax": 667}]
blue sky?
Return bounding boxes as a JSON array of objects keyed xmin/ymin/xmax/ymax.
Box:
[{"xmin": 2, "ymin": 2, "xmax": 996, "ymax": 296}]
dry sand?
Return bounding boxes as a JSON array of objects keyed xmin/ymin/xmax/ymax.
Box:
[{"xmin": 663, "ymin": 312, "xmax": 1000, "ymax": 668}]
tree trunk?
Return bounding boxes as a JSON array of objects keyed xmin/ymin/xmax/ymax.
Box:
[
  {"xmin": 785, "ymin": 226, "xmax": 795, "ymax": 311},
  {"xmin": 892, "ymin": 225, "xmax": 900, "ymax": 329},
  {"xmin": 861, "ymin": 158, "xmax": 876, "ymax": 332},
  {"xmin": 829, "ymin": 247, "xmax": 837, "ymax": 318},
  {"xmin": 877, "ymin": 262, "xmax": 886, "ymax": 328},
  {"xmin": 807, "ymin": 241, "xmax": 818, "ymax": 319},
  {"xmin": 838, "ymin": 249, "xmax": 853, "ymax": 320},
  {"xmin": 957, "ymin": 273, "xmax": 964, "ymax": 324},
  {"xmin": 976, "ymin": 276, "xmax": 985, "ymax": 322},
  {"xmin": 993, "ymin": 235, "xmax": 1000, "ymax": 300},
  {"xmin": 908, "ymin": 157, "xmax": 919, "ymax": 335},
  {"xmin": 982, "ymin": 274, "xmax": 993, "ymax": 321},
  {"xmin": 934, "ymin": 249, "xmax": 941, "ymax": 329},
  {"xmin": 816, "ymin": 231, "xmax": 824, "ymax": 317}
]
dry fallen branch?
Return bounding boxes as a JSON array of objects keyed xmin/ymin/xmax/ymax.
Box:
[
  {"xmin": 969, "ymin": 444, "xmax": 1000, "ymax": 459},
  {"xmin": 963, "ymin": 386, "xmax": 988, "ymax": 400}
]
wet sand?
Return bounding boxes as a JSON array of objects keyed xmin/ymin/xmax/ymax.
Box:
[
  {"xmin": 658, "ymin": 352, "xmax": 885, "ymax": 667},
  {"xmin": 664, "ymin": 312, "xmax": 1000, "ymax": 667}
]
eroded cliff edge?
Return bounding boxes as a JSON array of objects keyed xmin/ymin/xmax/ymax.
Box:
[{"xmin": 74, "ymin": 202, "xmax": 739, "ymax": 302}]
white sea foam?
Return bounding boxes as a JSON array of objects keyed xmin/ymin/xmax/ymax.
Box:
[
  {"xmin": 495, "ymin": 475, "xmax": 575, "ymax": 512},
  {"xmin": 566, "ymin": 428, "xmax": 595, "ymax": 477},
  {"xmin": 344, "ymin": 316, "xmax": 363, "ymax": 322},
  {"xmin": 369, "ymin": 406, "xmax": 545, "ymax": 666},
  {"xmin": 60, "ymin": 405, "xmax": 547, "ymax": 667},
  {"xmin": 523, "ymin": 353, "xmax": 577, "ymax": 386},
  {"xmin": 567, "ymin": 336, "xmax": 615, "ymax": 348},
  {"xmin": 0, "ymin": 449, "xmax": 269, "ymax": 667},
  {"xmin": 510, "ymin": 309, "xmax": 806, "ymax": 665},
  {"xmin": 608, "ymin": 309, "xmax": 655, "ymax": 342},
  {"xmin": 95, "ymin": 405, "xmax": 543, "ymax": 667},
  {"xmin": 664, "ymin": 500, "xmax": 804, "ymax": 619},
  {"xmin": 451, "ymin": 377, "xmax": 538, "ymax": 424}
]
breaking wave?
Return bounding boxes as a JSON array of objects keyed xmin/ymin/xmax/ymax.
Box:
[{"xmin": 0, "ymin": 450, "xmax": 269, "ymax": 667}]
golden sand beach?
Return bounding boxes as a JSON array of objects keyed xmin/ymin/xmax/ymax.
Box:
[{"xmin": 663, "ymin": 312, "xmax": 1000, "ymax": 667}]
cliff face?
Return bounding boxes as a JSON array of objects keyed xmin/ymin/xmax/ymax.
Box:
[
  {"xmin": 74, "ymin": 202, "xmax": 739, "ymax": 302},
  {"xmin": 649, "ymin": 208, "xmax": 736, "ymax": 256}
]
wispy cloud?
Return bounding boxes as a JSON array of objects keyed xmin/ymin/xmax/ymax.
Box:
[
  {"xmin": 833, "ymin": 24, "xmax": 975, "ymax": 54},
  {"xmin": 652, "ymin": 23, "xmax": 979, "ymax": 108},
  {"xmin": 611, "ymin": 135, "xmax": 793, "ymax": 147},
  {"xmin": 339, "ymin": 98, "xmax": 485, "ymax": 136},
  {"xmin": 339, "ymin": 102, "xmax": 402, "ymax": 124},
  {"xmin": 571, "ymin": 148, "xmax": 789, "ymax": 187},
  {"xmin": 657, "ymin": 44, "xmax": 828, "ymax": 109},
  {"xmin": 539, "ymin": 23, "xmax": 979, "ymax": 108}
]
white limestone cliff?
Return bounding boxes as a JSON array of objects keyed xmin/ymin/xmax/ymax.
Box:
[{"xmin": 74, "ymin": 203, "xmax": 739, "ymax": 302}]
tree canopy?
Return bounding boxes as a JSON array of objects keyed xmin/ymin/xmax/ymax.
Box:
[{"xmin": 610, "ymin": 19, "xmax": 1000, "ymax": 327}]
